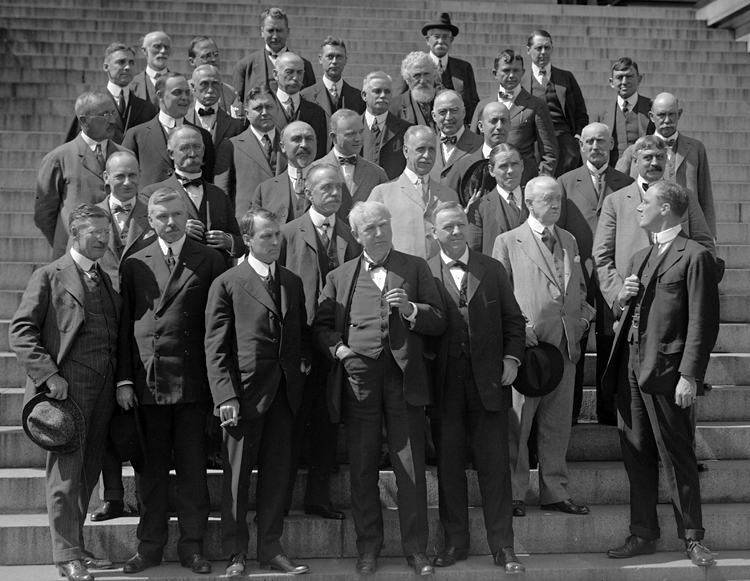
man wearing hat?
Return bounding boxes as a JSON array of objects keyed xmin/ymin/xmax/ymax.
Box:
[
  {"xmin": 492, "ymin": 176, "xmax": 593, "ymax": 518},
  {"xmin": 394, "ymin": 13, "xmax": 480, "ymax": 121},
  {"xmin": 10, "ymin": 204, "xmax": 121, "ymax": 581}
]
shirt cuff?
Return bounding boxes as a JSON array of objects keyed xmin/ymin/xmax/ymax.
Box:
[
  {"xmin": 402, "ymin": 302, "xmax": 418, "ymax": 326},
  {"xmin": 116, "ymin": 380, "xmax": 134, "ymax": 388},
  {"xmin": 504, "ymin": 355, "xmax": 521, "ymax": 366}
]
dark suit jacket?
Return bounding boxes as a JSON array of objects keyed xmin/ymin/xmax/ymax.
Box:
[
  {"xmin": 140, "ymin": 174, "xmax": 244, "ymax": 265},
  {"xmin": 300, "ymin": 79, "xmax": 366, "ymax": 116},
  {"xmin": 602, "ymin": 233, "xmax": 719, "ymax": 397},
  {"xmin": 596, "ymin": 94, "xmax": 653, "ymax": 165},
  {"xmin": 273, "ymin": 95, "xmax": 328, "ymax": 160},
  {"xmin": 35, "ymin": 134, "xmax": 128, "ymax": 259},
  {"xmin": 252, "ymin": 169, "xmax": 311, "ymax": 225},
  {"xmin": 360, "ymin": 112, "xmax": 411, "ymax": 180},
  {"xmin": 471, "ymin": 89, "xmax": 558, "ymax": 184},
  {"xmin": 279, "ymin": 212, "xmax": 361, "ymax": 325},
  {"xmin": 121, "ymin": 117, "xmax": 215, "ymax": 187},
  {"xmin": 185, "ymin": 106, "xmax": 245, "ymax": 148},
  {"xmin": 430, "ymin": 127, "xmax": 484, "ymax": 184},
  {"xmin": 9, "ymin": 253, "xmax": 122, "ymax": 404},
  {"xmin": 65, "ymin": 90, "xmax": 157, "ymax": 145},
  {"xmin": 232, "ymin": 49, "xmax": 315, "ymax": 101},
  {"xmin": 116, "ymin": 237, "xmax": 226, "ymax": 404},
  {"xmin": 205, "ymin": 260, "xmax": 311, "ymax": 418},
  {"xmin": 309, "ymin": 149, "xmax": 389, "ymax": 213},
  {"xmin": 312, "ymin": 250, "xmax": 447, "ymax": 422},
  {"xmin": 130, "ymin": 70, "xmax": 168, "ymax": 106},
  {"xmin": 443, "ymin": 148, "xmax": 489, "ymax": 206},
  {"xmin": 427, "ymin": 250, "xmax": 525, "ymax": 412},
  {"xmin": 389, "ymin": 90, "xmax": 435, "ymax": 131},
  {"xmin": 468, "ymin": 188, "xmax": 529, "ymax": 256},
  {"xmin": 521, "ymin": 66, "xmax": 589, "ymax": 137},
  {"xmin": 214, "ymin": 127, "xmax": 287, "ymax": 221}
]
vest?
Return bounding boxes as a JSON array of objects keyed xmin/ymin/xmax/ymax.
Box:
[
  {"xmin": 536, "ymin": 230, "xmax": 565, "ymax": 291},
  {"xmin": 314, "ymin": 226, "xmax": 339, "ymax": 279},
  {"xmin": 347, "ymin": 263, "xmax": 389, "ymax": 359},
  {"xmin": 531, "ymin": 75, "xmax": 567, "ymax": 134},
  {"xmin": 616, "ymin": 106, "xmax": 641, "ymax": 156},
  {"xmin": 441, "ymin": 262, "xmax": 471, "ymax": 358},
  {"xmin": 362, "ymin": 122, "xmax": 382, "ymax": 165},
  {"xmin": 627, "ymin": 244, "xmax": 665, "ymax": 344}
]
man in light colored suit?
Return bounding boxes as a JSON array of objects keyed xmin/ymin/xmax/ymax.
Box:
[
  {"xmin": 214, "ymin": 85, "xmax": 288, "ymax": 221},
  {"xmin": 615, "ymin": 93, "xmax": 716, "ymax": 238},
  {"xmin": 369, "ymin": 125, "xmax": 459, "ymax": 259},
  {"xmin": 493, "ymin": 176, "xmax": 593, "ymax": 518},
  {"xmin": 35, "ymin": 91, "xmax": 128, "ymax": 259},
  {"xmin": 390, "ymin": 52, "xmax": 438, "ymax": 131},
  {"xmin": 187, "ymin": 36, "xmax": 240, "ymax": 117},
  {"xmin": 10, "ymin": 204, "xmax": 121, "ymax": 581},
  {"xmin": 131, "ymin": 31, "xmax": 172, "ymax": 106},
  {"xmin": 186, "ymin": 65, "xmax": 244, "ymax": 150},
  {"xmin": 429, "ymin": 89, "xmax": 483, "ymax": 183}
]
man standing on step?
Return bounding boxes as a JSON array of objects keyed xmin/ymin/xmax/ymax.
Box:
[
  {"xmin": 10, "ymin": 204, "xmax": 120, "ymax": 581},
  {"xmin": 131, "ymin": 31, "xmax": 173, "ymax": 107},
  {"xmin": 187, "ymin": 36, "xmax": 240, "ymax": 117},
  {"xmin": 604, "ymin": 181, "xmax": 719, "ymax": 567},
  {"xmin": 35, "ymin": 91, "xmax": 128, "ymax": 259},
  {"xmin": 390, "ymin": 52, "xmax": 439, "ymax": 132},
  {"xmin": 185, "ymin": 65, "xmax": 244, "ymax": 151},
  {"xmin": 428, "ymin": 202, "xmax": 526, "ymax": 573}
]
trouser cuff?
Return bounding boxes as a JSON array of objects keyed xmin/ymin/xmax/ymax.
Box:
[
  {"xmin": 683, "ymin": 528, "xmax": 705, "ymax": 541},
  {"xmin": 630, "ymin": 524, "xmax": 660, "ymax": 541}
]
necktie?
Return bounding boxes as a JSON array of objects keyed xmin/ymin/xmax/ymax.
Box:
[
  {"xmin": 329, "ymin": 84, "xmax": 339, "ymax": 107},
  {"xmin": 621, "ymin": 102, "xmax": 630, "ymax": 116},
  {"xmin": 94, "ymin": 143, "xmax": 105, "ymax": 169},
  {"xmin": 264, "ymin": 269, "xmax": 280, "ymax": 309},
  {"xmin": 438, "ymin": 59, "xmax": 445, "ymax": 76},
  {"xmin": 261, "ymin": 133, "xmax": 273, "ymax": 162},
  {"xmin": 665, "ymin": 138, "xmax": 676, "ymax": 147},
  {"xmin": 371, "ymin": 118, "xmax": 381, "ymax": 140},
  {"xmin": 366, "ymin": 258, "xmax": 388, "ymax": 271},
  {"xmin": 165, "ymin": 247, "xmax": 175, "ymax": 272},
  {"xmin": 294, "ymin": 174, "xmax": 305, "ymax": 196},
  {"xmin": 112, "ymin": 203, "xmax": 131, "ymax": 214},
  {"xmin": 179, "ymin": 176, "xmax": 203, "ymax": 189},
  {"xmin": 590, "ymin": 171, "xmax": 604, "ymax": 198},
  {"xmin": 87, "ymin": 265, "xmax": 101, "ymax": 286},
  {"xmin": 285, "ymin": 98, "xmax": 295, "ymax": 120},
  {"xmin": 114, "ymin": 92, "xmax": 125, "ymax": 116},
  {"xmin": 642, "ymin": 182, "xmax": 650, "ymax": 192},
  {"xmin": 198, "ymin": 107, "xmax": 215, "ymax": 116},
  {"xmin": 418, "ymin": 101, "xmax": 432, "ymax": 124},
  {"xmin": 440, "ymin": 135, "xmax": 458, "ymax": 145},
  {"xmin": 541, "ymin": 228, "xmax": 556, "ymax": 254},
  {"xmin": 539, "ymin": 68, "xmax": 547, "ymax": 86},
  {"xmin": 319, "ymin": 220, "xmax": 331, "ymax": 248},
  {"xmin": 449, "ymin": 260, "xmax": 468, "ymax": 306},
  {"xmin": 415, "ymin": 176, "xmax": 429, "ymax": 206},
  {"xmin": 338, "ymin": 155, "xmax": 357, "ymax": 165},
  {"xmin": 507, "ymin": 191, "xmax": 520, "ymax": 217},
  {"xmin": 449, "ymin": 260, "xmax": 466, "ymax": 270},
  {"xmin": 499, "ymin": 91, "xmax": 513, "ymax": 101}
]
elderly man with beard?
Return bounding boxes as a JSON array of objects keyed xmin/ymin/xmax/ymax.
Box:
[
  {"xmin": 390, "ymin": 52, "xmax": 439, "ymax": 131},
  {"xmin": 131, "ymin": 31, "xmax": 172, "ymax": 106}
]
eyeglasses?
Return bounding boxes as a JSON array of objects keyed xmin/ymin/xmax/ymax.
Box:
[{"xmin": 88, "ymin": 111, "xmax": 117, "ymax": 121}]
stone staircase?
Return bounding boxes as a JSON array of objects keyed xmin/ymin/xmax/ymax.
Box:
[{"xmin": 1, "ymin": 0, "xmax": 750, "ymax": 578}]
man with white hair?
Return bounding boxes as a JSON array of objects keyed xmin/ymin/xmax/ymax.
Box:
[
  {"xmin": 131, "ymin": 31, "xmax": 172, "ymax": 106},
  {"xmin": 390, "ymin": 52, "xmax": 439, "ymax": 131}
]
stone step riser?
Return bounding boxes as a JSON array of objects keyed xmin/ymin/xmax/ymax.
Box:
[
  {"xmin": 0, "ymin": 238, "xmax": 53, "ymax": 265},
  {"xmin": 718, "ymin": 246, "xmax": 750, "ymax": 269},
  {"xmin": 716, "ymin": 202, "xmax": 750, "ymax": 223},
  {"xmin": 717, "ymin": 224, "xmax": 750, "ymax": 245},
  {"xmin": 0, "ymin": 213, "xmax": 36, "ymax": 238},
  {"xmin": 720, "ymin": 269, "xmax": 750, "ymax": 294},
  {"xmin": 0, "ymin": 263, "xmax": 41, "ymax": 291}
]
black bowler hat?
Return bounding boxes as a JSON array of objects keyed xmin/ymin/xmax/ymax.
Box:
[
  {"xmin": 22, "ymin": 392, "xmax": 86, "ymax": 453},
  {"xmin": 422, "ymin": 13, "xmax": 459, "ymax": 37},
  {"xmin": 513, "ymin": 341, "xmax": 565, "ymax": 398}
]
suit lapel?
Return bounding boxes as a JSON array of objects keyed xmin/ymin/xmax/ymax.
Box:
[
  {"xmin": 673, "ymin": 136, "xmax": 690, "ymax": 173},
  {"xmin": 237, "ymin": 260, "xmax": 280, "ymax": 318},
  {"xmin": 58, "ymin": 256, "xmax": 86, "ymax": 307},
  {"xmin": 148, "ymin": 119, "xmax": 172, "ymax": 166},
  {"xmin": 509, "ymin": 90, "xmax": 530, "ymax": 120},
  {"xmin": 300, "ymin": 212, "xmax": 319, "ymax": 255},
  {"xmin": 656, "ymin": 234, "xmax": 687, "ymax": 278},
  {"xmin": 155, "ymin": 239, "xmax": 202, "ymax": 314},
  {"xmin": 124, "ymin": 202, "xmax": 149, "ymax": 252},
  {"xmin": 350, "ymin": 157, "xmax": 366, "ymax": 198},
  {"xmin": 382, "ymin": 113, "xmax": 399, "ymax": 147},
  {"xmin": 491, "ymin": 192, "xmax": 511, "ymax": 233},
  {"xmin": 551, "ymin": 68, "xmax": 567, "ymax": 113},
  {"xmin": 385, "ymin": 251, "xmax": 405, "ymax": 291},
  {"xmin": 214, "ymin": 110, "xmax": 230, "ymax": 144},
  {"xmin": 279, "ymin": 266, "xmax": 291, "ymax": 318},
  {"xmin": 575, "ymin": 167, "xmax": 599, "ymax": 210},
  {"xmin": 518, "ymin": 223, "xmax": 557, "ymax": 287},
  {"xmin": 466, "ymin": 250, "xmax": 485, "ymax": 304},
  {"xmin": 334, "ymin": 220, "xmax": 350, "ymax": 265},
  {"xmin": 76, "ymin": 136, "xmax": 103, "ymax": 179},
  {"xmin": 399, "ymin": 173, "xmax": 425, "ymax": 210},
  {"xmin": 238, "ymin": 131, "xmax": 273, "ymax": 175},
  {"xmin": 556, "ymin": 226, "xmax": 573, "ymax": 292}
]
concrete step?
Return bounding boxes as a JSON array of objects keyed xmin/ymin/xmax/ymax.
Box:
[
  {"xmin": 720, "ymin": 269, "xmax": 750, "ymax": 295},
  {"xmin": 0, "ymin": 290, "xmax": 24, "ymax": 320},
  {"xmin": 0, "ymin": 237, "xmax": 53, "ymax": 265},
  {"xmin": 716, "ymin": 202, "xmax": 750, "ymax": 223},
  {"xmin": 720, "ymin": 296, "xmax": 750, "ymax": 324},
  {"xmin": 714, "ymin": 324, "xmax": 750, "ymax": 353},
  {"xmin": 0, "ymin": 115, "xmax": 69, "ymax": 133},
  {"xmin": 0, "ymin": 353, "xmax": 25, "ymax": 389},
  {"xmin": 1, "ymin": 504, "xmax": 749, "ymax": 564},
  {"xmin": 0, "ymin": 190, "xmax": 37, "ymax": 213},
  {"xmin": 717, "ymin": 223, "xmax": 750, "ymax": 245},
  {"xmin": 0, "ymin": 131, "xmax": 67, "ymax": 151},
  {"xmin": 0, "ymin": 262, "xmax": 42, "ymax": 290},
  {"xmin": 0, "ymin": 320, "xmax": 9, "ymax": 350},
  {"xmin": 0, "ymin": 213, "xmax": 37, "ymax": 237},
  {"xmin": 0, "ymin": 169, "xmax": 38, "ymax": 190},
  {"xmin": 718, "ymin": 245, "xmax": 750, "ymax": 269},
  {"xmin": 0, "ymin": 150, "xmax": 47, "ymax": 169}
]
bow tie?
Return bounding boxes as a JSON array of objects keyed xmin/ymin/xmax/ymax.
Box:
[
  {"xmin": 338, "ymin": 155, "xmax": 357, "ymax": 165},
  {"xmin": 197, "ymin": 107, "xmax": 215, "ymax": 116},
  {"xmin": 179, "ymin": 176, "xmax": 203, "ymax": 188},
  {"xmin": 440, "ymin": 135, "xmax": 458, "ymax": 145},
  {"xmin": 665, "ymin": 138, "xmax": 676, "ymax": 147},
  {"xmin": 449, "ymin": 260, "xmax": 466, "ymax": 270},
  {"xmin": 365, "ymin": 256, "xmax": 389, "ymax": 271},
  {"xmin": 499, "ymin": 91, "xmax": 514, "ymax": 101},
  {"xmin": 642, "ymin": 182, "xmax": 651, "ymax": 191},
  {"xmin": 112, "ymin": 203, "xmax": 132, "ymax": 214}
]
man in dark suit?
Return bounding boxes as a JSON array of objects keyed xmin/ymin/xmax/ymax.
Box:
[
  {"xmin": 313, "ymin": 201, "xmax": 446, "ymax": 576},
  {"xmin": 117, "ymin": 189, "xmax": 226, "ymax": 575},
  {"xmin": 232, "ymin": 6, "xmax": 315, "ymax": 103},
  {"xmin": 130, "ymin": 31, "xmax": 172, "ymax": 106},
  {"xmin": 121, "ymin": 73, "xmax": 215, "ymax": 187},
  {"xmin": 390, "ymin": 52, "xmax": 439, "ymax": 131},
  {"xmin": 310, "ymin": 109, "xmax": 388, "ymax": 213},
  {"xmin": 596, "ymin": 58, "xmax": 653, "ymax": 166},
  {"xmin": 429, "ymin": 89, "xmax": 483, "ymax": 184},
  {"xmin": 65, "ymin": 42, "xmax": 156, "ymax": 144},
  {"xmin": 10, "ymin": 204, "xmax": 120, "ymax": 581},
  {"xmin": 468, "ymin": 144, "xmax": 528, "ymax": 255},
  {"xmin": 615, "ymin": 93, "xmax": 716, "ymax": 238},
  {"xmin": 470, "ymin": 50, "xmax": 558, "ymax": 186},
  {"xmin": 522, "ymin": 30, "xmax": 588, "ymax": 176},
  {"xmin": 141, "ymin": 126, "xmax": 244, "ymax": 267},
  {"xmin": 427, "ymin": 202, "xmax": 526, "ymax": 572},
  {"xmin": 205, "ymin": 207, "xmax": 311, "ymax": 577},
  {"xmin": 187, "ymin": 36, "xmax": 240, "ymax": 117},
  {"xmin": 36, "ymin": 91, "xmax": 128, "ymax": 259},
  {"xmin": 215, "ymin": 85, "xmax": 288, "ymax": 222},
  {"xmin": 604, "ymin": 181, "xmax": 719, "ymax": 567},
  {"xmin": 394, "ymin": 13, "xmax": 480, "ymax": 121},
  {"xmin": 186, "ymin": 65, "xmax": 244, "ymax": 150},
  {"xmin": 279, "ymin": 164, "xmax": 361, "ymax": 520},
  {"xmin": 360, "ymin": 71, "xmax": 412, "ymax": 180},
  {"xmin": 558, "ymin": 122, "xmax": 633, "ymax": 425}
]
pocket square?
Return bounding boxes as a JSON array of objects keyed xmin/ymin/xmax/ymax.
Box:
[{"xmin": 574, "ymin": 255, "xmax": 581, "ymax": 263}]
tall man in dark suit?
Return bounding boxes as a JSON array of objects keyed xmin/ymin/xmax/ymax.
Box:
[
  {"xmin": 429, "ymin": 89, "xmax": 483, "ymax": 183},
  {"xmin": 232, "ymin": 6, "xmax": 315, "ymax": 103},
  {"xmin": 187, "ymin": 36, "xmax": 240, "ymax": 117},
  {"xmin": 141, "ymin": 125, "xmax": 244, "ymax": 267},
  {"xmin": 522, "ymin": 30, "xmax": 588, "ymax": 176},
  {"xmin": 360, "ymin": 71, "xmax": 412, "ymax": 180},
  {"xmin": 122, "ymin": 73, "xmax": 215, "ymax": 187},
  {"xmin": 280, "ymin": 164, "xmax": 361, "ymax": 520},
  {"xmin": 36, "ymin": 91, "xmax": 128, "ymax": 259},
  {"xmin": 604, "ymin": 181, "xmax": 719, "ymax": 568},
  {"xmin": 391, "ymin": 52, "xmax": 439, "ymax": 131},
  {"xmin": 313, "ymin": 201, "xmax": 446, "ymax": 577},
  {"xmin": 215, "ymin": 85, "xmax": 288, "ymax": 221},
  {"xmin": 65, "ymin": 42, "xmax": 156, "ymax": 144},
  {"xmin": 186, "ymin": 65, "xmax": 244, "ymax": 150},
  {"xmin": 10, "ymin": 204, "xmax": 120, "ymax": 581},
  {"xmin": 558, "ymin": 122, "xmax": 633, "ymax": 425},
  {"xmin": 470, "ymin": 50, "xmax": 558, "ymax": 186},
  {"xmin": 428, "ymin": 202, "xmax": 526, "ymax": 573},
  {"xmin": 117, "ymin": 189, "xmax": 226, "ymax": 575},
  {"xmin": 205, "ymin": 207, "xmax": 311, "ymax": 577},
  {"xmin": 130, "ymin": 31, "xmax": 172, "ymax": 106}
]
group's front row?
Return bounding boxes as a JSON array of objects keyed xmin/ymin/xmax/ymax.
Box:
[{"xmin": 10, "ymin": 169, "xmax": 718, "ymax": 580}]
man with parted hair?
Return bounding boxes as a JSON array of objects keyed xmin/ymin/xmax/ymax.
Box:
[
  {"xmin": 187, "ymin": 36, "xmax": 240, "ymax": 116},
  {"xmin": 232, "ymin": 6, "xmax": 316, "ymax": 100},
  {"xmin": 470, "ymin": 50, "xmax": 558, "ymax": 186},
  {"xmin": 11, "ymin": 204, "xmax": 120, "ymax": 581},
  {"xmin": 36, "ymin": 91, "xmax": 129, "ymax": 259},
  {"xmin": 359, "ymin": 71, "xmax": 412, "ymax": 180},
  {"xmin": 186, "ymin": 65, "xmax": 244, "ymax": 149},
  {"xmin": 429, "ymin": 89, "xmax": 483, "ymax": 183},
  {"xmin": 131, "ymin": 31, "xmax": 173, "ymax": 106},
  {"xmin": 390, "ymin": 51, "xmax": 440, "ymax": 130}
]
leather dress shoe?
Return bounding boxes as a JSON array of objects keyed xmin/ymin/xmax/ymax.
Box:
[
  {"xmin": 406, "ymin": 553, "xmax": 434, "ymax": 575},
  {"xmin": 304, "ymin": 504, "xmax": 346, "ymax": 520},
  {"xmin": 607, "ymin": 535, "xmax": 656, "ymax": 558},
  {"xmin": 57, "ymin": 560, "xmax": 93, "ymax": 581},
  {"xmin": 356, "ymin": 553, "xmax": 378, "ymax": 575},
  {"xmin": 181, "ymin": 554, "xmax": 211, "ymax": 574},
  {"xmin": 686, "ymin": 539, "xmax": 715, "ymax": 567},
  {"xmin": 493, "ymin": 547, "xmax": 525, "ymax": 573},
  {"xmin": 80, "ymin": 550, "xmax": 114, "ymax": 570},
  {"xmin": 541, "ymin": 498, "xmax": 590, "ymax": 515},
  {"xmin": 90, "ymin": 500, "xmax": 124, "ymax": 522},
  {"xmin": 433, "ymin": 546, "xmax": 468, "ymax": 567},
  {"xmin": 260, "ymin": 553, "xmax": 309, "ymax": 575},
  {"xmin": 123, "ymin": 552, "xmax": 160, "ymax": 574},
  {"xmin": 512, "ymin": 500, "xmax": 526, "ymax": 517}
]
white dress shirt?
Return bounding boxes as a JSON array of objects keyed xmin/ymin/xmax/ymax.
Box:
[{"xmin": 654, "ymin": 223, "xmax": 682, "ymax": 255}]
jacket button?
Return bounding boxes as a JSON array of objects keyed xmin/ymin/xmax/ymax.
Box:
[
  {"xmin": 154, "ymin": 353, "xmax": 160, "ymax": 359},
  {"xmin": 154, "ymin": 334, "xmax": 160, "ymax": 340},
  {"xmin": 183, "ymin": 312, "xmax": 189, "ymax": 317},
  {"xmin": 154, "ymin": 315, "xmax": 159, "ymax": 320},
  {"xmin": 271, "ymin": 338, "xmax": 278, "ymax": 343},
  {"xmin": 185, "ymin": 350, "xmax": 189, "ymax": 355},
  {"xmin": 184, "ymin": 331, "xmax": 189, "ymax": 336}
]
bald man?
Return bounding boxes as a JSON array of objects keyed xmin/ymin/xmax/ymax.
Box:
[
  {"xmin": 186, "ymin": 65, "xmax": 244, "ymax": 148},
  {"xmin": 187, "ymin": 36, "xmax": 240, "ymax": 117},
  {"xmin": 131, "ymin": 31, "xmax": 172, "ymax": 106},
  {"xmin": 429, "ymin": 89, "xmax": 483, "ymax": 183}
]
